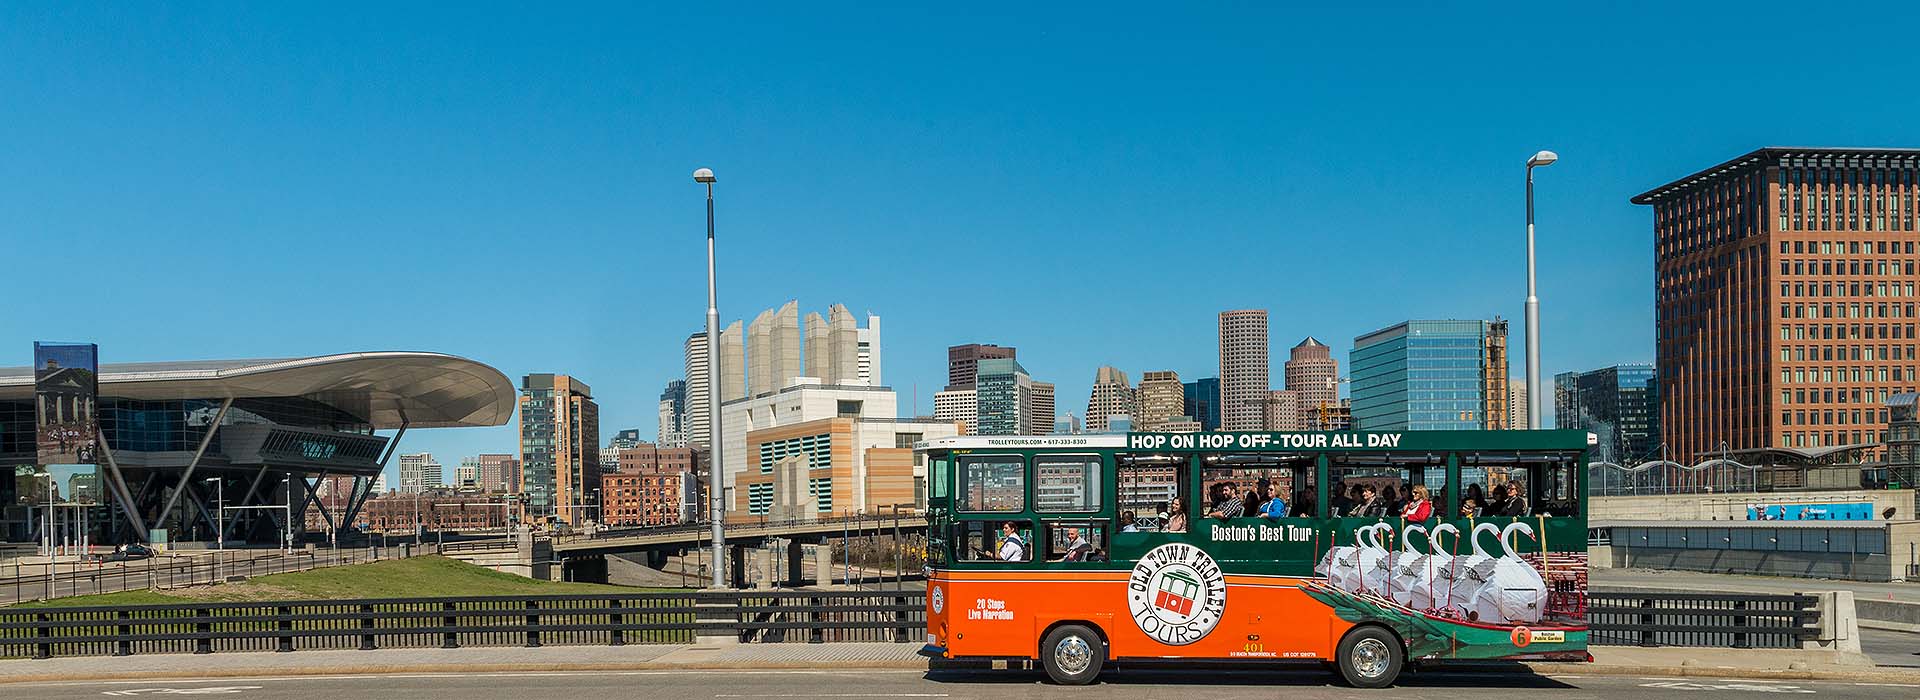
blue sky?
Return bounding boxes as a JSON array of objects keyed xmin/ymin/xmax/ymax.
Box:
[{"xmin": 6, "ymin": 4, "xmax": 1920, "ymax": 486}]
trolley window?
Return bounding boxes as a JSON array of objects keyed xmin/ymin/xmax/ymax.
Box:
[
  {"xmin": 1035, "ymin": 455, "xmax": 1102, "ymax": 513},
  {"xmin": 958, "ymin": 454, "xmax": 1025, "ymax": 513}
]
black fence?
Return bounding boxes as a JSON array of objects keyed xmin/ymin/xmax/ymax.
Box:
[
  {"xmin": 2, "ymin": 588, "xmax": 1823, "ymax": 660},
  {"xmin": 1588, "ymin": 591, "xmax": 1819, "ymax": 649},
  {"xmin": 0, "ymin": 590, "xmax": 923, "ymax": 660}
]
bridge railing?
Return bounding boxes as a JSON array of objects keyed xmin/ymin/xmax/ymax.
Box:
[
  {"xmin": 438, "ymin": 539, "xmax": 517, "ymax": 554},
  {"xmin": 557, "ymin": 513, "xmax": 923, "ymax": 545}
]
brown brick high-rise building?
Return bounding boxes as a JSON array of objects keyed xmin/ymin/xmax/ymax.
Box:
[
  {"xmin": 947, "ymin": 344, "xmax": 1017, "ymax": 390},
  {"xmin": 1634, "ymin": 147, "xmax": 1920, "ymax": 467}
]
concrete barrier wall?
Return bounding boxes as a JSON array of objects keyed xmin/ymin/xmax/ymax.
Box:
[
  {"xmin": 1855, "ymin": 598, "xmax": 1920, "ymax": 629},
  {"xmin": 1616, "ymin": 546, "xmax": 1894, "ymax": 582},
  {"xmin": 1593, "ymin": 489, "xmax": 1911, "ymax": 521}
]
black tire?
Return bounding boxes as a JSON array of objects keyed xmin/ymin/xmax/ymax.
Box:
[
  {"xmin": 1039, "ymin": 624, "xmax": 1104, "ymax": 685},
  {"xmin": 1334, "ymin": 625, "xmax": 1404, "ymax": 689}
]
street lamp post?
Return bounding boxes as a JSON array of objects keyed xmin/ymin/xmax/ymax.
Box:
[
  {"xmin": 34, "ymin": 472, "xmax": 51, "ymax": 598},
  {"xmin": 1524, "ymin": 150, "xmax": 1558, "ymax": 431},
  {"xmin": 695, "ymin": 166, "xmax": 726, "ymax": 589},
  {"xmin": 205, "ymin": 477, "xmax": 224, "ymax": 551}
]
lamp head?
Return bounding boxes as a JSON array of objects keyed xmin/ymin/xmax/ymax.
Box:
[
  {"xmin": 692, "ymin": 167, "xmax": 716, "ymax": 183},
  {"xmin": 1527, "ymin": 150, "xmax": 1559, "ymax": 168}
]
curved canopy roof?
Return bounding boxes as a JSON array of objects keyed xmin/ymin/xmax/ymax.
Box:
[
  {"xmin": 1726, "ymin": 443, "xmax": 1878, "ymax": 463},
  {"xmin": 0, "ymin": 352, "xmax": 514, "ymax": 429}
]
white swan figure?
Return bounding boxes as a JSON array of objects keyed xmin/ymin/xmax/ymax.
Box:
[
  {"xmin": 1355, "ymin": 522, "xmax": 1395, "ymax": 596},
  {"xmin": 1469, "ymin": 522, "xmax": 1548, "ymax": 624},
  {"xmin": 1387, "ymin": 524, "xmax": 1429, "ymax": 607},
  {"xmin": 1445, "ymin": 521, "xmax": 1503, "ymax": 620},
  {"xmin": 1410, "ymin": 523, "xmax": 1459, "ymax": 611},
  {"xmin": 1316, "ymin": 525, "xmax": 1367, "ymax": 590}
]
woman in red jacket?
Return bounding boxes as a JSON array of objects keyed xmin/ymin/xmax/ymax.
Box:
[{"xmin": 1400, "ymin": 484, "xmax": 1434, "ymax": 523}]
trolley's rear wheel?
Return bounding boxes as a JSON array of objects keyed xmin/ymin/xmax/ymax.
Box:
[{"xmin": 1039, "ymin": 624, "xmax": 1104, "ymax": 685}]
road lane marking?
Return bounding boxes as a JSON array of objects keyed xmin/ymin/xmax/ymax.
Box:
[
  {"xmin": 714, "ymin": 695, "xmax": 949, "ymax": 698},
  {"xmin": 101, "ymin": 687, "xmax": 262, "ymax": 696},
  {"xmin": 1640, "ymin": 681, "xmax": 1814, "ymax": 693}
]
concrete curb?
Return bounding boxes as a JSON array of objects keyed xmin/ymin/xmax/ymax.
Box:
[
  {"xmin": 1519, "ymin": 662, "xmax": 1920, "ymax": 684},
  {"xmin": 2, "ymin": 657, "xmax": 1917, "ymax": 686}
]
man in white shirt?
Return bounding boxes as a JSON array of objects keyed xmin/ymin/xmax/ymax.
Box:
[
  {"xmin": 1061, "ymin": 527, "xmax": 1093, "ymax": 562},
  {"xmin": 997, "ymin": 521, "xmax": 1027, "ymax": 561}
]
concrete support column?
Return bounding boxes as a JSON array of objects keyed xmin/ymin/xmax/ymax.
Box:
[
  {"xmin": 1799, "ymin": 590, "xmax": 1862, "ymax": 654},
  {"xmin": 758, "ymin": 546, "xmax": 776, "ymax": 588},
  {"xmin": 786, "ymin": 539, "xmax": 805, "ymax": 587},
  {"xmin": 807, "ymin": 544, "xmax": 833, "ymax": 587}
]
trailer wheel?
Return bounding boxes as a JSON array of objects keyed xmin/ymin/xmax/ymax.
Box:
[{"xmin": 1335, "ymin": 625, "xmax": 1403, "ymax": 688}]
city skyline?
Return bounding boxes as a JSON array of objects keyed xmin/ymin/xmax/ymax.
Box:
[{"xmin": 12, "ymin": 6, "xmax": 1917, "ymax": 480}]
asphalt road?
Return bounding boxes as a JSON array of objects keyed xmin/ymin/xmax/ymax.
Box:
[
  {"xmin": 3, "ymin": 668, "xmax": 1914, "ymax": 700},
  {"xmin": 1868, "ymin": 627, "xmax": 1920, "ymax": 667}
]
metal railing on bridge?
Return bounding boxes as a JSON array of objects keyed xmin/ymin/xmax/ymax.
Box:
[
  {"xmin": 559, "ymin": 512, "xmax": 924, "ymax": 545},
  {"xmin": 438, "ymin": 539, "xmax": 517, "ymax": 554}
]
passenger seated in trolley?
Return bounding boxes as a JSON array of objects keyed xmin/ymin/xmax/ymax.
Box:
[{"xmin": 1053, "ymin": 527, "xmax": 1096, "ymax": 562}]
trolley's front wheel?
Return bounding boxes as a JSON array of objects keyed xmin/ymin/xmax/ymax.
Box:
[
  {"xmin": 1335, "ymin": 625, "xmax": 1404, "ymax": 688},
  {"xmin": 1039, "ymin": 624, "xmax": 1104, "ymax": 685}
]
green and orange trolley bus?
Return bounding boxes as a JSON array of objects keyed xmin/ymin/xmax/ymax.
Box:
[{"xmin": 917, "ymin": 430, "xmax": 1592, "ymax": 686}]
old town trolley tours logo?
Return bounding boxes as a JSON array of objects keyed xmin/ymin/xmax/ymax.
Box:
[{"xmin": 1127, "ymin": 543, "xmax": 1227, "ymax": 646}]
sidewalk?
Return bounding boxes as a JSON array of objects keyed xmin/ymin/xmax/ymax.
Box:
[{"xmin": 0, "ymin": 642, "xmax": 1916, "ymax": 685}]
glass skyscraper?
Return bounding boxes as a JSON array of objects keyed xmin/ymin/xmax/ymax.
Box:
[
  {"xmin": 1554, "ymin": 364, "xmax": 1660, "ymax": 463},
  {"xmin": 1350, "ymin": 320, "xmax": 1510, "ymax": 431},
  {"xmin": 1183, "ymin": 377, "xmax": 1221, "ymax": 431},
  {"xmin": 974, "ymin": 358, "xmax": 1030, "ymax": 436}
]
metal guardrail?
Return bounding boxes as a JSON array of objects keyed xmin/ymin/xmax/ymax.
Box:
[
  {"xmin": 438, "ymin": 539, "xmax": 516, "ymax": 554},
  {"xmin": 1587, "ymin": 592, "xmax": 1819, "ymax": 649},
  {"xmin": 0, "ymin": 590, "xmax": 925, "ymax": 659}
]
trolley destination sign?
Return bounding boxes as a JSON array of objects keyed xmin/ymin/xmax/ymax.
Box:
[
  {"xmin": 1128, "ymin": 432, "xmax": 1405, "ymax": 450},
  {"xmin": 916, "ymin": 430, "xmax": 1594, "ymax": 454}
]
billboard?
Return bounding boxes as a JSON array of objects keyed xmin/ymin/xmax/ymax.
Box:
[
  {"xmin": 1747, "ymin": 502, "xmax": 1875, "ymax": 521},
  {"xmin": 23, "ymin": 342, "xmax": 101, "ymax": 507},
  {"xmin": 34, "ymin": 342, "xmax": 99, "ymax": 466},
  {"xmin": 14, "ymin": 464, "xmax": 100, "ymax": 507}
]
